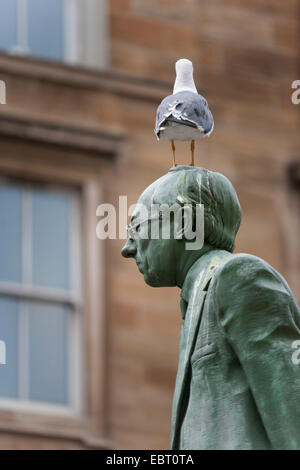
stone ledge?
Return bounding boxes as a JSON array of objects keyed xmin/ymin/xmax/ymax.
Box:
[
  {"xmin": 0, "ymin": 111, "xmax": 125, "ymax": 156},
  {"xmin": 0, "ymin": 52, "xmax": 169, "ymax": 103},
  {"xmin": 0, "ymin": 418, "xmax": 114, "ymax": 450}
]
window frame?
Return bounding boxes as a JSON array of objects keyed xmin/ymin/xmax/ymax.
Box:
[
  {"xmin": 0, "ymin": 180, "xmax": 83, "ymax": 414},
  {"xmin": 5, "ymin": 0, "xmax": 108, "ymax": 69},
  {"xmin": 0, "ymin": 128, "xmax": 114, "ymax": 446}
]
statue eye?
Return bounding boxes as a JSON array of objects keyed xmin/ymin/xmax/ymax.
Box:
[{"xmin": 135, "ymin": 224, "xmax": 141, "ymax": 233}]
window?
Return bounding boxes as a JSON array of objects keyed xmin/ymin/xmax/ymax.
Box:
[
  {"xmin": 0, "ymin": 0, "xmax": 108, "ymax": 68},
  {"xmin": 0, "ymin": 180, "xmax": 82, "ymax": 413},
  {"xmin": 0, "ymin": 120, "xmax": 113, "ymax": 444}
]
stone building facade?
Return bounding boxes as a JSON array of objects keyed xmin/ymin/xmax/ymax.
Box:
[{"xmin": 0, "ymin": 0, "xmax": 298, "ymax": 449}]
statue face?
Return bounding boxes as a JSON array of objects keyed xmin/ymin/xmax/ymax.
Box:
[
  {"xmin": 122, "ymin": 166, "xmax": 242, "ymax": 290},
  {"xmin": 121, "ymin": 190, "xmax": 178, "ymax": 287}
]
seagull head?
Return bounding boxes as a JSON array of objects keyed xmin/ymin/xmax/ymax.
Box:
[{"xmin": 173, "ymin": 58, "xmax": 198, "ymax": 95}]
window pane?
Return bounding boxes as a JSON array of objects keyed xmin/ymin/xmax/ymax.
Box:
[
  {"xmin": 32, "ymin": 189, "xmax": 70, "ymax": 289},
  {"xmin": 0, "ymin": 297, "xmax": 18, "ymax": 398},
  {"xmin": 0, "ymin": 0, "xmax": 17, "ymax": 51},
  {"xmin": 0, "ymin": 185, "xmax": 22, "ymax": 283},
  {"xmin": 28, "ymin": 301, "xmax": 69, "ymax": 405},
  {"xmin": 27, "ymin": 0, "xmax": 64, "ymax": 61}
]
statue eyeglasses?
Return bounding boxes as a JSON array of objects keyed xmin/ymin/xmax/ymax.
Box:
[{"xmin": 126, "ymin": 214, "xmax": 162, "ymax": 241}]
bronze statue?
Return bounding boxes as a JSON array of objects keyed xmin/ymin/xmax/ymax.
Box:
[{"xmin": 121, "ymin": 165, "xmax": 300, "ymax": 450}]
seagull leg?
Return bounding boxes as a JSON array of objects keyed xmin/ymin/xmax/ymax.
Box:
[
  {"xmin": 171, "ymin": 140, "xmax": 176, "ymax": 167},
  {"xmin": 190, "ymin": 140, "xmax": 195, "ymax": 166}
]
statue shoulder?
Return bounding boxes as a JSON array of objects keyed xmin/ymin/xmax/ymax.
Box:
[
  {"xmin": 216, "ymin": 252, "xmax": 273, "ymax": 281},
  {"xmin": 212, "ymin": 252, "xmax": 292, "ymax": 310}
]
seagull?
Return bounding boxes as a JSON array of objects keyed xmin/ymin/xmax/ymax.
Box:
[{"xmin": 154, "ymin": 58, "xmax": 214, "ymax": 167}]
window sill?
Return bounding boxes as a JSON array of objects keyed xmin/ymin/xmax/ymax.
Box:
[{"xmin": 0, "ymin": 406, "xmax": 113, "ymax": 449}]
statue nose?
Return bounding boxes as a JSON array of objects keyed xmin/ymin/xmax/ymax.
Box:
[{"xmin": 121, "ymin": 239, "xmax": 137, "ymax": 258}]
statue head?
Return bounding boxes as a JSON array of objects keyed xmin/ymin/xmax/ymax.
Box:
[{"xmin": 121, "ymin": 166, "xmax": 242, "ymax": 288}]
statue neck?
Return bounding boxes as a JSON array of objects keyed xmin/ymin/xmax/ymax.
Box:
[{"xmin": 175, "ymin": 244, "xmax": 212, "ymax": 289}]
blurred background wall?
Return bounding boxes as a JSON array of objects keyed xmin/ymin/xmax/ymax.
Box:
[{"xmin": 0, "ymin": 0, "xmax": 298, "ymax": 450}]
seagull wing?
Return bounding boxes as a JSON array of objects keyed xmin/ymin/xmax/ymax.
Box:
[{"xmin": 154, "ymin": 91, "xmax": 214, "ymax": 139}]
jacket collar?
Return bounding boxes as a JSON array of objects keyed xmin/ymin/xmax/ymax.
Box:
[{"xmin": 180, "ymin": 249, "xmax": 226, "ymax": 314}]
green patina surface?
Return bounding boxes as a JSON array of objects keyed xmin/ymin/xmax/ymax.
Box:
[{"xmin": 122, "ymin": 165, "xmax": 300, "ymax": 450}]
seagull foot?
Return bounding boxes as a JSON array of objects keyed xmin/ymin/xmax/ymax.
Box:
[{"xmin": 190, "ymin": 140, "xmax": 195, "ymax": 166}]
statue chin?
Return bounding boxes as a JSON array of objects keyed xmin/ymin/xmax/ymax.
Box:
[
  {"xmin": 143, "ymin": 272, "xmax": 161, "ymax": 288},
  {"xmin": 143, "ymin": 271, "xmax": 175, "ymax": 288}
]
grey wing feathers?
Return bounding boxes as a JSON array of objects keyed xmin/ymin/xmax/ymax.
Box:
[{"xmin": 154, "ymin": 90, "xmax": 214, "ymax": 138}]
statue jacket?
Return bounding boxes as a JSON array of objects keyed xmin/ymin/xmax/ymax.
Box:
[{"xmin": 170, "ymin": 249, "xmax": 300, "ymax": 450}]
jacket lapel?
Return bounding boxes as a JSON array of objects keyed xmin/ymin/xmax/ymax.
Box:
[
  {"xmin": 170, "ymin": 287, "xmax": 207, "ymax": 449},
  {"xmin": 170, "ymin": 251, "xmax": 231, "ymax": 449}
]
